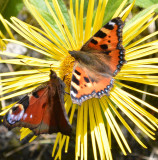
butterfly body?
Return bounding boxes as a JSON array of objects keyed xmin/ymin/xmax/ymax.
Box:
[
  {"xmin": 69, "ymin": 17, "xmax": 126, "ymax": 105},
  {"xmin": 3, "ymin": 70, "xmax": 72, "ymax": 136},
  {"xmin": 69, "ymin": 51, "xmax": 113, "ymax": 76}
]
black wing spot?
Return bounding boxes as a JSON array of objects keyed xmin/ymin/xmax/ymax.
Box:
[
  {"xmin": 111, "ymin": 18, "xmax": 122, "ymax": 25},
  {"xmin": 94, "ymin": 30, "xmax": 107, "ymax": 38},
  {"xmin": 18, "ymin": 96, "xmax": 29, "ymax": 109},
  {"xmin": 71, "ymin": 86, "xmax": 78, "ymax": 94},
  {"xmin": 100, "ymin": 44, "xmax": 108, "ymax": 50},
  {"xmin": 104, "ymin": 51, "xmax": 111, "ymax": 55},
  {"xmin": 91, "ymin": 39, "xmax": 98, "ymax": 45},
  {"xmin": 84, "ymin": 77, "xmax": 90, "ymax": 83},
  {"xmin": 72, "ymin": 75, "xmax": 80, "ymax": 85},
  {"xmin": 104, "ymin": 23, "xmax": 114, "ymax": 30},
  {"xmin": 108, "ymin": 40, "xmax": 111, "ymax": 43},
  {"xmin": 32, "ymin": 92, "xmax": 39, "ymax": 98},
  {"xmin": 12, "ymin": 106, "xmax": 19, "ymax": 112},
  {"xmin": 75, "ymin": 69, "xmax": 81, "ymax": 75}
]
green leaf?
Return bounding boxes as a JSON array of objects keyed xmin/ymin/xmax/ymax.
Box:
[
  {"xmin": 103, "ymin": 0, "xmax": 124, "ymax": 24},
  {"xmin": 0, "ymin": 0, "xmax": 24, "ymax": 32},
  {"xmin": 124, "ymin": 4, "xmax": 158, "ymax": 31},
  {"xmin": 0, "ymin": 0, "xmax": 23, "ymax": 20},
  {"xmin": 72, "ymin": 0, "xmax": 90, "ymax": 17},
  {"xmin": 29, "ymin": 0, "xmax": 71, "ymax": 40},
  {"xmin": 30, "ymin": 0, "xmax": 70, "ymax": 24},
  {"xmin": 129, "ymin": 0, "xmax": 158, "ymax": 13}
]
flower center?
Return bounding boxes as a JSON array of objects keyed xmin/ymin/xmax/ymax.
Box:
[{"xmin": 59, "ymin": 55, "xmax": 75, "ymax": 88}]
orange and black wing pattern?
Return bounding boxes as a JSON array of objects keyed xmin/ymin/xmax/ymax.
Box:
[
  {"xmin": 81, "ymin": 17, "xmax": 126, "ymax": 75},
  {"xmin": 69, "ymin": 17, "xmax": 126, "ymax": 105}
]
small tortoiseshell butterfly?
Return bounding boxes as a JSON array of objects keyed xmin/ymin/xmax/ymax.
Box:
[
  {"xmin": 3, "ymin": 70, "xmax": 72, "ymax": 136},
  {"xmin": 69, "ymin": 17, "xmax": 126, "ymax": 105}
]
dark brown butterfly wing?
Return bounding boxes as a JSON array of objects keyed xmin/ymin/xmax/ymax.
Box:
[{"xmin": 3, "ymin": 70, "xmax": 72, "ymax": 136}]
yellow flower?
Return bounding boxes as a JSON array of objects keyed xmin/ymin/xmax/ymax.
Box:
[
  {"xmin": 0, "ymin": 0, "xmax": 158, "ymax": 160},
  {"xmin": 0, "ymin": 14, "xmax": 15, "ymax": 50}
]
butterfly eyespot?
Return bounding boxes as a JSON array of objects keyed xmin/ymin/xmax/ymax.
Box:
[
  {"xmin": 4, "ymin": 70, "xmax": 72, "ymax": 136},
  {"xmin": 12, "ymin": 107, "xmax": 19, "ymax": 112}
]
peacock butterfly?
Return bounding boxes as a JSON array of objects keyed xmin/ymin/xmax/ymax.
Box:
[
  {"xmin": 3, "ymin": 70, "xmax": 72, "ymax": 136},
  {"xmin": 69, "ymin": 17, "xmax": 126, "ymax": 105}
]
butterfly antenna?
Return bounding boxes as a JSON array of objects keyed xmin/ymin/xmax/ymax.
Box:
[
  {"xmin": 50, "ymin": 64, "xmax": 59, "ymax": 74},
  {"xmin": 62, "ymin": 24, "xmax": 73, "ymax": 50},
  {"xmin": 50, "ymin": 64, "xmax": 53, "ymax": 69},
  {"xmin": 20, "ymin": 60, "xmax": 49, "ymax": 76},
  {"xmin": 50, "ymin": 64, "xmax": 59, "ymax": 71}
]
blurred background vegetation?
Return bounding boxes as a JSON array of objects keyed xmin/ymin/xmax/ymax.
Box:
[{"xmin": 0, "ymin": 0, "xmax": 158, "ymax": 159}]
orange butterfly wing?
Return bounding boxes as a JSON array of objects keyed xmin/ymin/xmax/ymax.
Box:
[
  {"xmin": 70, "ymin": 64, "xmax": 94, "ymax": 104},
  {"xmin": 70, "ymin": 63, "xmax": 114, "ymax": 105},
  {"xmin": 70, "ymin": 17, "xmax": 125, "ymax": 105},
  {"xmin": 81, "ymin": 17, "xmax": 125, "ymax": 75}
]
